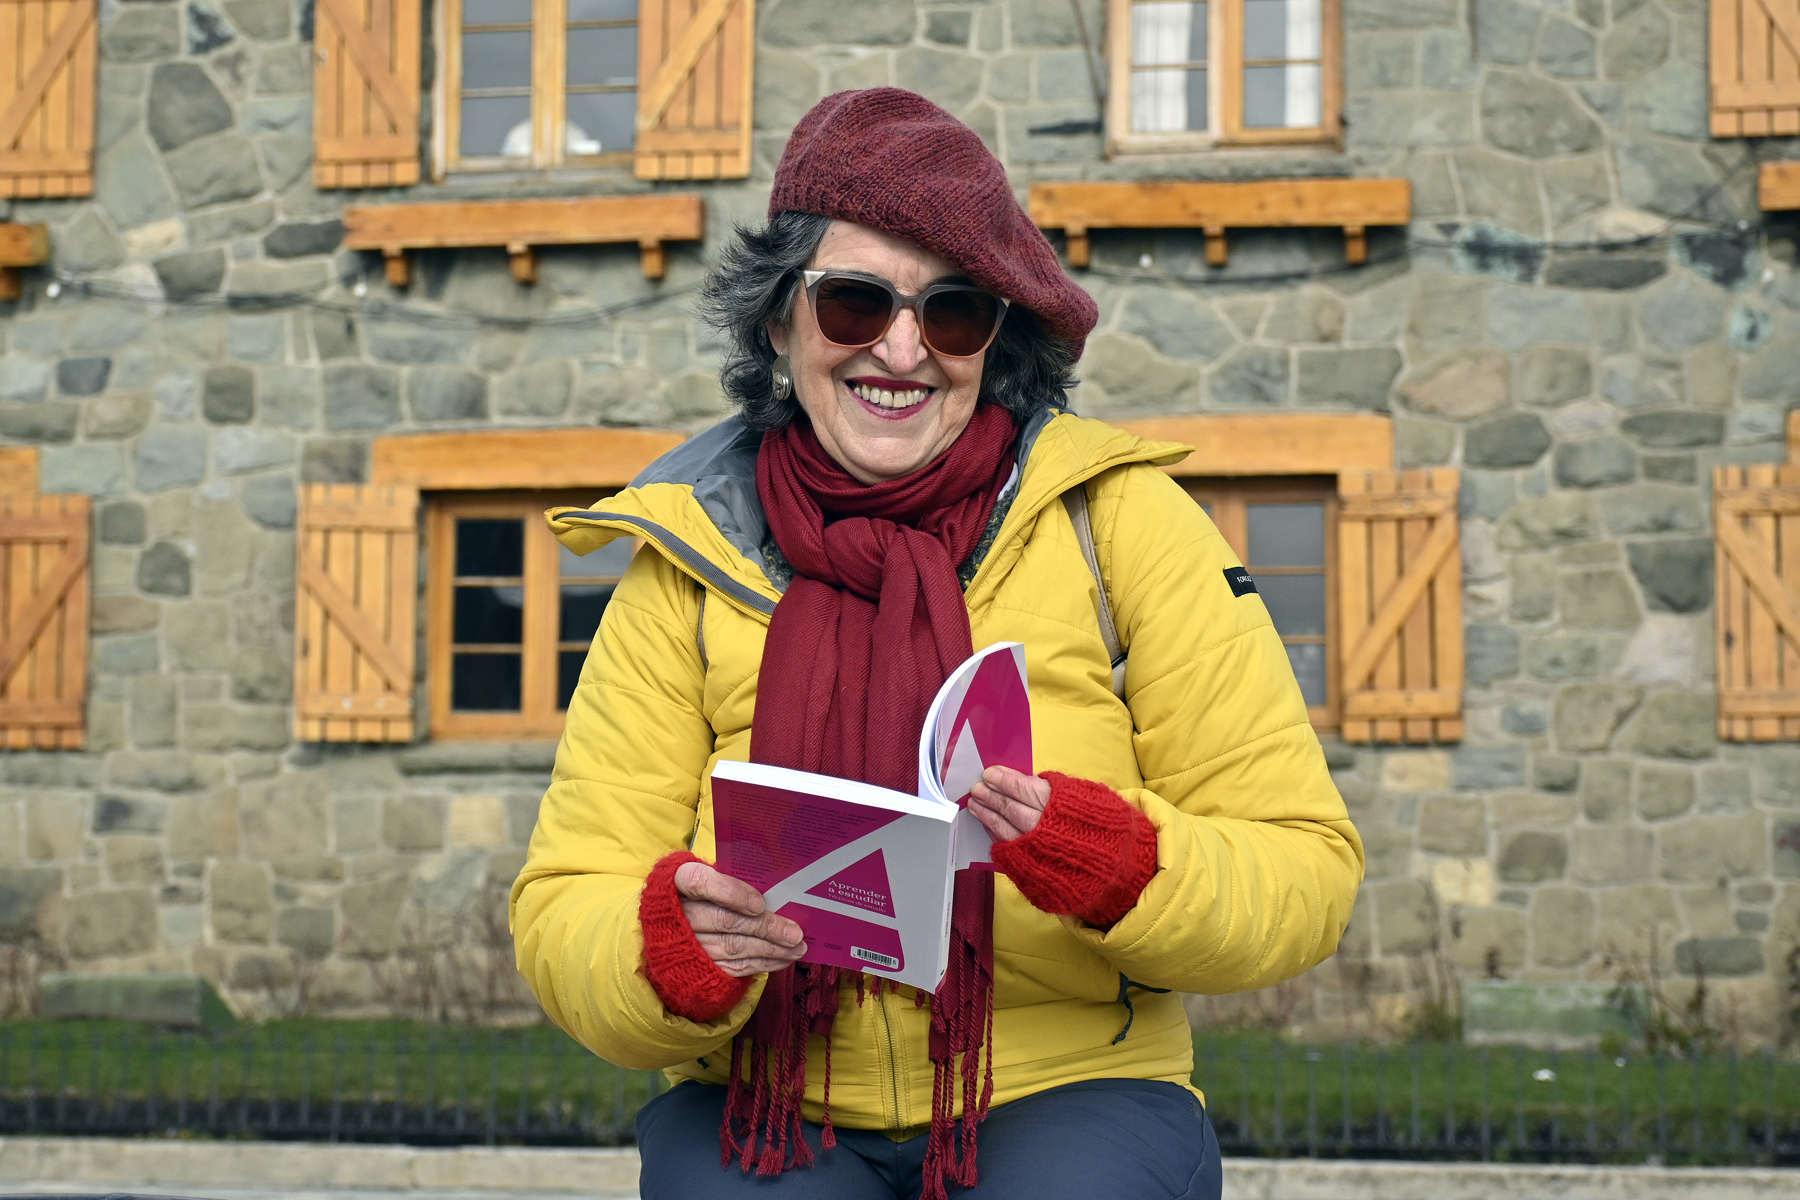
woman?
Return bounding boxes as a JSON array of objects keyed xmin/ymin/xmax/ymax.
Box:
[{"xmin": 512, "ymin": 89, "xmax": 1363, "ymax": 1200}]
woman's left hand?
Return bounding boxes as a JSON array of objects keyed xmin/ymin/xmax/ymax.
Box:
[{"xmin": 967, "ymin": 766, "xmax": 1051, "ymax": 842}]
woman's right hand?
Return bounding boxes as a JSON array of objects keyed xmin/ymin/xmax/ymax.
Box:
[{"xmin": 673, "ymin": 861, "xmax": 807, "ymax": 977}]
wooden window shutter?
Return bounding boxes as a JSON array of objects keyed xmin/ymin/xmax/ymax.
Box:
[
  {"xmin": 295, "ymin": 484, "xmax": 419, "ymax": 742},
  {"xmin": 0, "ymin": 0, "xmax": 98, "ymax": 199},
  {"xmin": 313, "ymin": 0, "xmax": 421, "ymax": 187},
  {"xmin": 1713, "ymin": 464, "xmax": 1800, "ymax": 740},
  {"xmin": 634, "ymin": 0, "xmax": 754, "ymax": 181},
  {"xmin": 1711, "ymin": 0, "xmax": 1800, "ymax": 136},
  {"xmin": 0, "ymin": 493, "xmax": 89, "ymax": 749},
  {"xmin": 1337, "ymin": 469, "xmax": 1464, "ymax": 745}
]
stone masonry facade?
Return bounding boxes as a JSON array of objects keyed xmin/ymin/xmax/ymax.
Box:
[{"xmin": 0, "ymin": 0, "xmax": 1798, "ymax": 1035}]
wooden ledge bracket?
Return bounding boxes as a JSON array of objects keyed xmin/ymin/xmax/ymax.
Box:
[
  {"xmin": 1028, "ymin": 179, "xmax": 1411, "ymax": 270},
  {"xmin": 0, "ymin": 223, "xmax": 51, "ymax": 302},
  {"xmin": 1761, "ymin": 161, "xmax": 1800, "ymax": 211},
  {"xmin": 345, "ymin": 196, "xmax": 706, "ymax": 289}
]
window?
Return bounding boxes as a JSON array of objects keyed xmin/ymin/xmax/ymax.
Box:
[
  {"xmin": 441, "ymin": 0, "xmax": 638, "ymax": 172},
  {"xmin": 425, "ymin": 491, "xmax": 632, "ymax": 741},
  {"xmin": 1183, "ymin": 477, "xmax": 1337, "ymax": 728},
  {"xmin": 1106, "ymin": 0, "xmax": 1340, "ymax": 153}
]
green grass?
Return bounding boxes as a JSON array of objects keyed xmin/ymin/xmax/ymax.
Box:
[
  {"xmin": 2, "ymin": 1019, "xmax": 1798, "ymax": 1160},
  {"xmin": 1189, "ymin": 1031, "xmax": 1800, "ymax": 1163}
]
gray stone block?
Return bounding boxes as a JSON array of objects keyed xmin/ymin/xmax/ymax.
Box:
[
  {"xmin": 1554, "ymin": 682, "xmax": 1643, "ymax": 751},
  {"xmin": 1400, "ymin": 350, "xmax": 1509, "ymax": 420},
  {"xmin": 763, "ymin": 0, "xmax": 913, "ymax": 45},
  {"xmin": 1481, "ymin": 71, "xmax": 1603, "ymax": 157},
  {"xmin": 1497, "ymin": 831, "xmax": 1568, "ymax": 883},
  {"xmin": 253, "ymin": 44, "xmax": 312, "ymax": 93},
  {"xmin": 894, "ymin": 46, "xmax": 982, "ymax": 110},
  {"xmin": 1453, "ymin": 744, "xmax": 1527, "ymax": 790},
  {"xmin": 1475, "ymin": 0, "xmax": 1538, "ymax": 64},
  {"xmin": 1466, "ymin": 623, "xmax": 1520, "ymax": 686},
  {"xmin": 1120, "ymin": 287, "xmax": 1237, "ymax": 362},
  {"xmin": 165, "ymin": 133, "xmax": 265, "ymax": 209},
  {"xmin": 1537, "ymin": 16, "xmax": 1596, "ymax": 77},
  {"xmin": 154, "ymin": 248, "xmax": 227, "ymax": 300},
  {"xmin": 1674, "ymin": 936, "xmax": 1763, "ymax": 977},
  {"xmin": 1503, "ymin": 701, "xmax": 1548, "ymax": 735},
  {"xmin": 301, "ymin": 437, "xmax": 369, "ymax": 483},
  {"xmin": 1465, "ymin": 411, "xmax": 1552, "ymax": 467},
  {"xmin": 276, "ymin": 906, "xmax": 335, "ymax": 958},
  {"xmin": 1626, "ymin": 537, "xmax": 1713, "ymax": 613},
  {"xmin": 1534, "ymin": 755, "xmax": 1580, "ymax": 792},
  {"xmin": 147, "ymin": 63, "xmax": 233, "ymax": 152},
  {"xmin": 186, "ymin": 1, "xmax": 235, "ymax": 53},
  {"xmin": 1560, "ymin": 568, "xmax": 1641, "ymax": 629},
  {"xmin": 137, "ymin": 540, "xmax": 193, "ymax": 596},
  {"xmin": 98, "ymin": 501, "xmax": 148, "ymax": 545},
  {"xmin": 1676, "ymin": 230, "xmax": 1756, "ymax": 292},
  {"xmin": 323, "ymin": 365, "xmax": 401, "ymax": 430},
  {"xmin": 0, "ymin": 401, "xmax": 79, "ymax": 443},
  {"xmin": 1596, "ymin": 484, "xmax": 1701, "ymax": 535},
  {"xmin": 925, "ymin": 9, "xmax": 970, "ymax": 45},
  {"xmin": 1603, "ymin": 3, "xmax": 1671, "ymax": 80},
  {"xmin": 496, "ymin": 360, "xmax": 573, "ymax": 418},
  {"xmin": 1295, "ymin": 347, "xmax": 1401, "ymax": 410},
  {"xmin": 134, "ymin": 425, "xmax": 208, "ymax": 491},
  {"xmin": 264, "ymin": 219, "xmax": 346, "ymax": 259},
  {"xmin": 0, "ymin": 867, "xmax": 63, "ymax": 938},
  {"xmin": 56, "ymin": 356, "xmax": 112, "ymax": 396},
  {"xmin": 1619, "ymin": 692, "xmax": 1716, "ymax": 759},
  {"xmin": 64, "ymin": 889, "xmax": 158, "ymax": 958},
  {"xmin": 1636, "ymin": 764, "xmax": 1694, "ymax": 820},
  {"xmin": 1641, "ymin": 274, "xmax": 1727, "ymax": 352},
  {"xmin": 54, "ymin": 210, "xmax": 126, "ymax": 274},
  {"xmin": 1619, "ymin": 410, "xmax": 1724, "ymax": 447},
  {"xmin": 92, "ymin": 795, "xmax": 166, "ymax": 835},
  {"xmin": 240, "ymin": 472, "xmax": 297, "ymax": 528},
  {"xmin": 1554, "ymin": 436, "xmax": 1635, "ymax": 487},
  {"xmin": 1543, "ymin": 255, "xmax": 1666, "ymax": 290},
  {"xmin": 1078, "ymin": 336, "xmax": 1199, "ymax": 413},
  {"xmin": 0, "ymin": 355, "xmax": 51, "ymax": 402},
  {"xmin": 406, "ymin": 367, "xmax": 488, "ymax": 422},
  {"xmin": 1462, "ymin": 982, "xmax": 1641, "ymax": 1047},
  {"xmin": 202, "ymin": 364, "xmax": 255, "ymax": 424},
  {"xmin": 1207, "ymin": 346, "xmax": 1287, "ymax": 407},
  {"xmin": 223, "ymin": 0, "xmax": 290, "ymax": 38},
  {"xmin": 103, "ymin": 6, "xmax": 182, "ymax": 60}
]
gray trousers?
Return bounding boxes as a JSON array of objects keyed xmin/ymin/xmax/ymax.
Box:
[{"xmin": 635, "ymin": 1076, "xmax": 1223, "ymax": 1199}]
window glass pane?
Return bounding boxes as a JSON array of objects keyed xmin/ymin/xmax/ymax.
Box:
[
  {"xmin": 558, "ymin": 650, "xmax": 587, "ymax": 709},
  {"xmin": 568, "ymin": 0, "xmax": 636, "ymax": 15},
  {"xmin": 454, "ymin": 585, "xmax": 524, "ymax": 643},
  {"xmin": 462, "ymin": 30, "xmax": 532, "ymax": 88},
  {"xmin": 561, "ymin": 539, "xmax": 632, "ymax": 578},
  {"xmin": 1243, "ymin": 63, "xmax": 1322, "ymax": 128},
  {"xmin": 1286, "ymin": 643, "xmax": 1327, "ymax": 707},
  {"xmin": 455, "ymin": 518, "xmax": 524, "ymax": 576},
  {"xmin": 567, "ymin": 26, "xmax": 637, "ymax": 85},
  {"xmin": 1257, "ymin": 573, "xmax": 1326, "ymax": 635},
  {"xmin": 460, "ymin": 96, "xmax": 531, "ymax": 157},
  {"xmin": 453, "ymin": 653, "xmax": 523, "ymax": 711},
  {"xmin": 1246, "ymin": 503, "xmax": 1324, "ymax": 566},
  {"xmin": 1132, "ymin": 1, "xmax": 1206, "ymax": 65},
  {"xmin": 565, "ymin": 91, "xmax": 637, "ymax": 154},
  {"xmin": 1130, "ymin": 67, "xmax": 1207, "ymax": 133},
  {"xmin": 464, "ymin": 0, "xmax": 532, "ymax": 22},
  {"xmin": 560, "ymin": 584, "xmax": 615, "ymax": 643}
]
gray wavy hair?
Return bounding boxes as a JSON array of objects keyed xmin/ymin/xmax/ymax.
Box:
[{"xmin": 696, "ymin": 211, "xmax": 1080, "ymax": 432}]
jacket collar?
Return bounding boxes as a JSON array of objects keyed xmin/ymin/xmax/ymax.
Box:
[{"xmin": 547, "ymin": 410, "xmax": 1190, "ymax": 621}]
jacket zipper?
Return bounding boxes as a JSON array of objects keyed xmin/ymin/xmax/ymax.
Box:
[{"xmin": 873, "ymin": 988, "xmax": 907, "ymax": 1129}]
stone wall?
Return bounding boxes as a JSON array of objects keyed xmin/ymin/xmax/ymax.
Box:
[{"xmin": 0, "ymin": 0, "xmax": 1797, "ymax": 1035}]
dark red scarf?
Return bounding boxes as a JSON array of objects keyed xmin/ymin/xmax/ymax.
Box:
[{"xmin": 727, "ymin": 403, "xmax": 1017, "ymax": 1198}]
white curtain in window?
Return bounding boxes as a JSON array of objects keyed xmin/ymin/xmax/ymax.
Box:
[
  {"xmin": 1284, "ymin": 0, "xmax": 1321, "ymax": 128},
  {"xmin": 1131, "ymin": 2, "xmax": 1194, "ymax": 133}
]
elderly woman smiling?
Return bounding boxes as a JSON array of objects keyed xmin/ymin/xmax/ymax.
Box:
[{"xmin": 512, "ymin": 89, "xmax": 1363, "ymax": 1200}]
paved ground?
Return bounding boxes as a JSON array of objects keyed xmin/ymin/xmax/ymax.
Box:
[{"xmin": 4, "ymin": 1137, "xmax": 1797, "ymax": 1199}]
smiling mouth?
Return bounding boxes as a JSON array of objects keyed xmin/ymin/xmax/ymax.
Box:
[{"xmin": 847, "ymin": 379, "xmax": 934, "ymax": 411}]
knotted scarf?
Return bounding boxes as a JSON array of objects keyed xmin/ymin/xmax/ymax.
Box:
[{"xmin": 725, "ymin": 402, "xmax": 1017, "ymax": 1198}]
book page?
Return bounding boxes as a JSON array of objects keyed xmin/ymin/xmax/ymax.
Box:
[{"xmin": 917, "ymin": 642, "xmax": 1033, "ymax": 868}]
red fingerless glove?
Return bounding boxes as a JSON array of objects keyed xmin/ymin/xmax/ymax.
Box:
[
  {"xmin": 639, "ymin": 850, "xmax": 751, "ymax": 1023},
  {"xmin": 990, "ymin": 772, "xmax": 1158, "ymax": 929}
]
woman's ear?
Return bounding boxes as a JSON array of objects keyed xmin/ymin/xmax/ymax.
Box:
[{"xmin": 767, "ymin": 317, "xmax": 790, "ymax": 356}]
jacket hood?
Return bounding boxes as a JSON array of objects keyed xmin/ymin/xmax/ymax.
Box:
[{"xmin": 546, "ymin": 409, "xmax": 1191, "ymax": 620}]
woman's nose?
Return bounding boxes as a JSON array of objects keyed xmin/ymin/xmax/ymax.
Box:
[{"xmin": 874, "ymin": 307, "xmax": 929, "ymax": 373}]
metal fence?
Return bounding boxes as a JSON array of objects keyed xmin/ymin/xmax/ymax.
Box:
[{"xmin": 3, "ymin": 1023, "xmax": 1799, "ymax": 1164}]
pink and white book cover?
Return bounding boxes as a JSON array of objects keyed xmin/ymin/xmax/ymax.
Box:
[{"xmin": 710, "ymin": 643, "xmax": 1032, "ymax": 993}]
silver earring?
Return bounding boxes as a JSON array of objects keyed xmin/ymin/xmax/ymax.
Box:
[{"xmin": 770, "ymin": 353, "xmax": 794, "ymax": 402}]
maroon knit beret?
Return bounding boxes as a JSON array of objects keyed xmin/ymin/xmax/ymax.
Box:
[{"xmin": 769, "ymin": 88, "xmax": 1098, "ymax": 357}]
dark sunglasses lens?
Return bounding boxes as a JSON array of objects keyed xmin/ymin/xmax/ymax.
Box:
[
  {"xmin": 813, "ymin": 278, "xmax": 893, "ymax": 346},
  {"xmin": 922, "ymin": 290, "xmax": 1003, "ymax": 356}
]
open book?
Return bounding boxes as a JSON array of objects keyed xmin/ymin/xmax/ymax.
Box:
[{"xmin": 710, "ymin": 642, "xmax": 1031, "ymax": 993}]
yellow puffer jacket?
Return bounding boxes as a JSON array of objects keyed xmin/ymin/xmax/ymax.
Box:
[{"xmin": 512, "ymin": 409, "xmax": 1363, "ymax": 1131}]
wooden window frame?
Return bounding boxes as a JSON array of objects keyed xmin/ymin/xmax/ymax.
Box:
[
  {"xmin": 425, "ymin": 488, "xmax": 631, "ymax": 742},
  {"xmin": 1183, "ymin": 476, "xmax": 1340, "ymax": 731},
  {"xmin": 434, "ymin": 0, "xmax": 635, "ymax": 177},
  {"xmin": 1103, "ymin": 0, "xmax": 1342, "ymax": 155}
]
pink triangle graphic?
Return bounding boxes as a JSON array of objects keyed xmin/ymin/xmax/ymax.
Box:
[{"xmin": 804, "ymin": 848, "xmax": 896, "ymax": 918}]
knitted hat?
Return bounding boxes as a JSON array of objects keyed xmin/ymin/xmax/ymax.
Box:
[{"xmin": 769, "ymin": 88, "xmax": 1098, "ymax": 357}]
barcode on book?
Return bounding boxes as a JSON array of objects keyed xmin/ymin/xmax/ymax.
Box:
[{"xmin": 851, "ymin": 946, "xmax": 899, "ymax": 969}]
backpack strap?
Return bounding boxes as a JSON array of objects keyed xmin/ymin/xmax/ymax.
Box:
[{"xmin": 1061, "ymin": 484, "xmax": 1126, "ymax": 700}]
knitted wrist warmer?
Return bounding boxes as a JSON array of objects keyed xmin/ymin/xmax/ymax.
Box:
[
  {"xmin": 990, "ymin": 772, "xmax": 1158, "ymax": 929},
  {"xmin": 639, "ymin": 850, "xmax": 751, "ymax": 1023}
]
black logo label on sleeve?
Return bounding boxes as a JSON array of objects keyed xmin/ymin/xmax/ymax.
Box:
[{"xmin": 1224, "ymin": 567, "xmax": 1258, "ymax": 597}]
